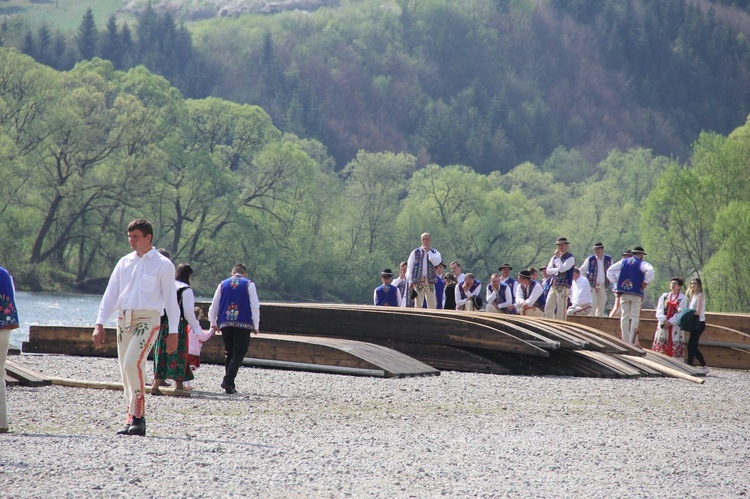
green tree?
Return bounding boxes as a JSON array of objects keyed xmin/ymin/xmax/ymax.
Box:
[{"xmin": 76, "ymin": 8, "xmax": 98, "ymax": 60}]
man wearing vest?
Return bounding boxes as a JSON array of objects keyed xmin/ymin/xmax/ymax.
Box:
[
  {"xmin": 406, "ymin": 232, "xmax": 443, "ymax": 309},
  {"xmin": 498, "ymin": 263, "xmax": 518, "ymax": 311},
  {"xmin": 374, "ymin": 268, "xmax": 402, "ymax": 306},
  {"xmin": 578, "ymin": 242, "xmax": 613, "ymax": 317},
  {"xmin": 607, "ymin": 246, "xmax": 654, "ymax": 345},
  {"xmin": 544, "ymin": 237, "xmax": 576, "ymax": 320},
  {"xmin": 515, "ymin": 269, "xmax": 545, "ymax": 317},
  {"xmin": 456, "ymin": 273, "xmax": 482, "ymax": 311},
  {"xmin": 209, "ymin": 263, "xmax": 260, "ymax": 394},
  {"xmin": 486, "ymin": 273, "xmax": 514, "ymax": 314}
]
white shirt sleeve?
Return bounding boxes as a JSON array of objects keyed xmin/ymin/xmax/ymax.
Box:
[
  {"xmin": 427, "ymin": 248, "xmax": 441, "ymax": 266},
  {"xmin": 406, "ymin": 250, "xmax": 416, "ymax": 285},
  {"xmin": 248, "ymin": 281, "xmax": 260, "ymax": 331},
  {"xmin": 96, "ymin": 258, "xmax": 125, "ymax": 326},
  {"xmin": 642, "ymin": 261, "xmax": 655, "ymax": 283},
  {"xmin": 607, "ymin": 259, "xmax": 623, "ymax": 284},
  {"xmin": 655, "ymin": 293, "xmax": 668, "ymax": 323},
  {"xmin": 208, "ymin": 283, "xmax": 222, "ymax": 327},
  {"xmin": 180, "ymin": 287, "xmax": 205, "ymax": 337}
]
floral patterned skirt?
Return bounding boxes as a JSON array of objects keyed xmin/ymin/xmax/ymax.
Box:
[
  {"xmin": 652, "ymin": 325, "xmax": 685, "ymax": 361},
  {"xmin": 153, "ymin": 315, "xmax": 194, "ymax": 381}
]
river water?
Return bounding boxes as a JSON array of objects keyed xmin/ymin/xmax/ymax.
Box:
[{"xmin": 9, "ymin": 291, "xmax": 214, "ymax": 350}]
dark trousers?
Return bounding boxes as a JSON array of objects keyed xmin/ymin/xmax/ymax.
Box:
[
  {"xmin": 221, "ymin": 327, "xmax": 251, "ymax": 387},
  {"xmin": 686, "ymin": 321, "xmax": 707, "ymax": 367}
]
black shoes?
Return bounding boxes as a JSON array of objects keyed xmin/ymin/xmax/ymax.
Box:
[
  {"xmin": 221, "ymin": 380, "xmax": 237, "ymax": 394},
  {"xmin": 126, "ymin": 417, "xmax": 146, "ymax": 436},
  {"xmin": 116, "ymin": 424, "xmax": 131, "ymax": 435}
]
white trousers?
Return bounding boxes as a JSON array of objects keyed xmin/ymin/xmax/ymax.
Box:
[
  {"xmin": 414, "ymin": 280, "xmax": 437, "ymax": 309},
  {"xmin": 619, "ymin": 294, "xmax": 643, "ymax": 345},
  {"xmin": 590, "ymin": 286, "xmax": 608, "ymax": 317},
  {"xmin": 544, "ymin": 287, "xmax": 570, "ymax": 320},
  {"xmin": 567, "ymin": 303, "xmax": 593, "ymax": 316},
  {"xmin": 520, "ymin": 307, "xmax": 544, "ymax": 318},
  {"xmin": 117, "ymin": 310, "xmax": 161, "ymax": 421},
  {"xmin": 0, "ymin": 329, "xmax": 10, "ymax": 429}
]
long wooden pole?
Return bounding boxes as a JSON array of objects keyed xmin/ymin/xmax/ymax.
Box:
[
  {"xmin": 48, "ymin": 377, "xmax": 191, "ymax": 397},
  {"xmin": 621, "ymin": 356, "xmax": 705, "ymax": 384}
]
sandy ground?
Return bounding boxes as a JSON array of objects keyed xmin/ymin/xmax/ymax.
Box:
[{"xmin": 1, "ymin": 354, "xmax": 749, "ymax": 498}]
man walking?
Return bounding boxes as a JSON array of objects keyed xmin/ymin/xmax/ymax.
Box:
[
  {"xmin": 208, "ymin": 263, "xmax": 260, "ymax": 394},
  {"xmin": 92, "ymin": 219, "xmax": 180, "ymax": 436},
  {"xmin": 578, "ymin": 242, "xmax": 612, "ymax": 317},
  {"xmin": 406, "ymin": 233, "xmax": 443, "ymax": 309},
  {"xmin": 607, "ymin": 246, "xmax": 654, "ymax": 345}
]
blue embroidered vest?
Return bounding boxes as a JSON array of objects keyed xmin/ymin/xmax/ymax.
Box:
[
  {"xmin": 553, "ymin": 252, "xmax": 575, "ymax": 288},
  {"xmin": 0, "ymin": 267, "xmax": 19, "ymax": 330},
  {"xmin": 617, "ymin": 257, "xmax": 646, "ymax": 297},
  {"xmin": 375, "ymin": 284, "xmax": 400, "ymax": 307},
  {"xmin": 486, "ymin": 283, "xmax": 508, "ymax": 306},
  {"xmin": 586, "ymin": 254, "xmax": 612, "ymax": 287},
  {"xmin": 435, "ymin": 277, "xmax": 445, "ymax": 308},
  {"xmin": 503, "ymin": 277, "xmax": 517, "ymax": 303},
  {"xmin": 218, "ymin": 276, "xmax": 255, "ymax": 330},
  {"xmin": 411, "ymin": 247, "xmax": 438, "ymax": 284},
  {"xmin": 458, "ymin": 280, "xmax": 481, "ymax": 300}
]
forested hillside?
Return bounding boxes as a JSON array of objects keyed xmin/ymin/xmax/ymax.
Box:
[{"xmin": 3, "ymin": 0, "xmax": 750, "ymax": 172}]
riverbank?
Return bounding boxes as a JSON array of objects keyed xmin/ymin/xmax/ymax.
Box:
[{"xmin": 2, "ymin": 355, "xmax": 749, "ymax": 497}]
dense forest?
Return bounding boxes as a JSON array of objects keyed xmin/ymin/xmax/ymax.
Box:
[
  {"xmin": 3, "ymin": 0, "xmax": 750, "ymax": 171},
  {"xmin": 1, "ymin": 0, "xmax": 750, "ymax": 311}
]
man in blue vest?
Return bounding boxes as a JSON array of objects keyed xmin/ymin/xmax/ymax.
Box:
[
  {"xmin": 607, "ymin": 246, "xmax": 654, "ymax": 345},
  {"xmin": 544, "ymin": 237, "xmax": 576, "ymax": 320},
  {"xmin": 208, "ymin": 263, "xmax": 260, "ymax": 394},
  {"xmin": 498, "ymin": 263, "xmax": 518, "ymax": 310},
  {"xmin": 578, "ymin": 242, "xmax": 613, "ymax": 317},
  {"xmin": 456, "ymin": 273, "xmax": 482, "ymax": 311},
  {"xmin": 374, "ymin": 268, "xmax": 402, "ymax": 307},
  {"xmin": 406, "ymin": 232, "xmax": 443, "ymax": 309}
]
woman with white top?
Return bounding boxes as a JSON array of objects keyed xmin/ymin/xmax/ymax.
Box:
[{"xmin": 686, "ymin": 277, "xmax": 709, "ymax": 374}]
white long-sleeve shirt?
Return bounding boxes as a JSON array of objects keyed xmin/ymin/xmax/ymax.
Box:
[
  {"xmin": 546, "ymin": 253, "xmax": 576, "ymax": 277},
  {"xmin": 655, "ymin": 292, "xmax": 688, "ymax": 327},
  {"xmin": 689, "ymin": 292, "xmax": 707, "ymax": 322},
  {"xmin": 391, "ymin": 276, "xmax": 408, "ymax": 308},
  {"xmin": 208, "ymin": 274, "xmax": 260, "ymax": 331},
  {"xmin": 455, "ymin": 281, "xmax": 481, "ymax": 309},
  {"xmin": 406, "ymin": 246, "xmax": 442, "ymax": 284},
  {"xmin": 96, "ymin": 247, "xmax": 180, "ymax": 334},
  {"xmin": 176, "ymin": 282, "xmax": 215, "ymax": 356},
  {"xmin": 515, "ymin": 281, "xmax": 544, "ymax": 308},
  {"xmin": 487, "ymin": 284, "xmax": 513, "ymax": 310},
  {"xmin": 569, "ymin": 275, "xmax": 594, "ymax": 307},
  {"xmin": 578, "ymin": 255, "xmax": 606, "ymax": 286}
]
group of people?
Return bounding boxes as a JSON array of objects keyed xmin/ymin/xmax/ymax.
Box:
[
  {"xmin": 91, "ymin": 219, "xmax": 261, "ymax": 436},
  {"xmin": 374, "ymin": 233, "xmax": 710, "ymax": 370}
]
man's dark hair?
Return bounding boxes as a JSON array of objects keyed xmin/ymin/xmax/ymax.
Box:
[
  {"xmin": 232, "ymin": 263, "xmax": 247, "ymax": 275},
  {"xmin": 128, "ymin": 218, "xmax": 153, "ymax": 238},
  {"xmin": 156, "ymin": 248, "xmax": 171, "ymax": 259}
]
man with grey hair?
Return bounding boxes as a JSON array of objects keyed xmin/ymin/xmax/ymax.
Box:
[{"xmin": 406, "ymin": 232, "xmax": 442, "ymax": 309}]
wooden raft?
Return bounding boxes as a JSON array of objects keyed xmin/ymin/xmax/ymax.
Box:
[{"xmin": 23, "ymin": 326, "xmax": 439, "ymax": 378}]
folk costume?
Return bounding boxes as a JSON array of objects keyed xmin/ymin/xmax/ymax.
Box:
[
  {"xmin": 0, "ymin": 266, "xmax": 19, "ymax": 432},
  {"xmin": 486, "ymin": 282, "xmax": 514, "ymax": 314},
  {"xmin": 579, "ymin": 247, "xmax": 612, "ymax": 317},
  {"xmin": 544, "ymin": 240, "xmax": 576, "ymax": 321},
  {"xmin": 407, "ymin": 246, "xmax": 442, "ymax": 309},
  {"xmin": 208, "ymin": 273, "xmax": 260, "ymax": 394},
  {"xmin": 96, "ymin": 248, "xmax": 181, "ymax": 429},
  {"xmin": 153, "ymin": 284, "xmax": 194, "ymax": 384},
  {"xmin": 374, "ymin": 269, "xmax": 402, "ymax": 307},
  {"xmin": 652, "ymin": 291, "xmax": 688, "ymax": 360},
  {"xmin": 567, "ymin": 274, "xmax": 593, "ymax": 316},
  {"xmin": 515, "ymin": 276, "xmax": 545, "ymax": 317},
  {"xmin": 456, "ymin": 279, "xmax": 482, "ymax": 311},
  {"xmin": 607, "ymin": 248, "xmax": 654, "ymax": 345}
]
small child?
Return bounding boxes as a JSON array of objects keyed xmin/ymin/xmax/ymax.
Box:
[
  {"xmin": 183, "ymin": 306, "xmax": 214, "ymax": 390},
  {"xmin": 373, "ymin": 268, "xmax": 401, "ymax": 306}
]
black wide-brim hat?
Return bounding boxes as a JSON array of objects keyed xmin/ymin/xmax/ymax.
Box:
[
  {"xmin": 632, "ymin": 246, "xmax": 647, "ymax": 255},
  {"xmin": 555, "ymin": 237, "xmax": 569, "ymax": 245},
  {"xmin": 498, "ymin": 263, "xmax": 512, "ymax": 270},
  {"xmin": 380, "ymin": 268, "xmax": 394, "ymax": 277}
]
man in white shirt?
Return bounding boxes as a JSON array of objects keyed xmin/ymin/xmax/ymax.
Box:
[
  {"xmin": 578, "ymin": 242, "xmax": 613, "ymax": 317},
  {"xmin": 567, "ymin": 268, "xmax": 593, "ymax": 316},
  {"xmin": 486, "ymin": 273, "xmax": 515, "ymax": 314},
  {"xmin": 544, "ymin": 237, "xmax": 576, "ymax": 321},
  {"xmin": 456, "ymin": 273, "xmax": 482, "ymax": 311},
  {"xmin": 450, "ymin": 261, "xmax": 465, "ymax": 284},
  {"xmin": 607, "ymin": 246, "xmax": 655, "ymax": 344},
  {"xmin": 92, "ymin": 218, "xmax": 180, "ymax": 436},
  {"xmin": 391, "ymin": 261, "xmax": 409, "ymax": 308},
  {"xmin": 406, "ymin": 233, "xmax": 443, "ymax": 309},
  {"xmin": 515, "ymin": 269, "xmax": 545, "ymax": 317}
]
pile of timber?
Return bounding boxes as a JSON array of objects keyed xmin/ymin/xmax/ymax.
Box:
[{"xmin": 22, "ymin": 302, "xmax": 740, "ymax": 382}]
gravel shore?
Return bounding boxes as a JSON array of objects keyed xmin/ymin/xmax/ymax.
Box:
[{"xmin": 1, "ymin": 354, "xmax": 749, "ymax": 498}]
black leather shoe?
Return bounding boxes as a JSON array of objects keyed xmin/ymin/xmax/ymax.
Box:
[
  {"xmin": 116, "ymin": 424, "xmax": 131, "ymax": 435},
  {"xmin": 221, "ymin": 380, "xmax": 235, "ymax": 394},
  {"xmin": 126, "ymin": 417, "xmax": 146, "ymax": 436}
]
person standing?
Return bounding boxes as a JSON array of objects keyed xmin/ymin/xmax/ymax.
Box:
[
  {"xmin": 515, "ymin": 269, "xmax": 545, "ymax": 317},
  {"xmin": 374, "ymin": 269, "xmax": 402, "ymax": 307},
  {"xmin": 208, "ymin": 263, "xmax": 260, "ymax": 394},
  {"xmin": 652, "ymin": 277, "xmax": 688, "ymax": 361},
  {"xmin": 92, "ymin": 219, "xmax": 181, "ymax": 436},
  {"xmin": 151, "ymin": 263, "xmax": 208, "ymax": 394},
  {"xmin": 406, "ymin": 233, "xmax": 443, "ymax": 309},
  {"xmin": 608, "ymin": 249, "xmax": 633, "ymax": 318},
  {"xmin": 544, "ymin": 237, "xmax": 576, "ymax": 320},
  {"xmin": 578, "ymin": 242, "xmax": 612, "ymax": 317},
  {"xmin": 498, "ymin": 264, "xmax": 518, "ymax": 308},
  {"xmin": 391, "ymin": 261, "xmax": 409, "ymax": 308},
  {"xmin": 485, "ymin": 273, "xmax": 514, "ymax": 314},
  {"xmin": 686, "ymin": 277, "xmax": 710, "ymax": 374},
  {"xmin": 567, "ymin": 268, "xmax": 594, "ymax": 316},
  {"xmin": 449, "ymin": 261, "xmax": 465, "ymax": 284},
  {"xmin": 606, "ymin": 246, "xmax": 654, "ymax": 345},
  {"xmin": 0, "ymin": 265, "xmax": 20, "ymax": 434}
]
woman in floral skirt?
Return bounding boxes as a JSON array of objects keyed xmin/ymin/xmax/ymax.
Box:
[{"xmin": 652, "ymin": 277, "xmax": 688, "ymax": 360}]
